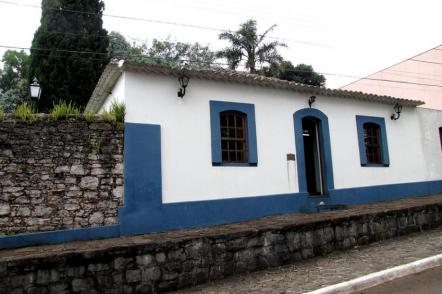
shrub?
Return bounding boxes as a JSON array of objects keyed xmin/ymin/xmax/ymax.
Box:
[
  {"xmin": 0, "ymin": 107, "xmax": 4, "ymax": 121},
  {"xmin": 110, "ymin": 101, "xmax": 126, "ymax": 123},
  {"xmin": 51, "ymin": 101, "xmax": 81, "ymax": 121},
  {"xmin": 14, "ymin": 102, "xmax": 36, "ymax": 123},
  {"xmin": 84, "ymin": 110, "xmax": 96, "ymax": 123}
]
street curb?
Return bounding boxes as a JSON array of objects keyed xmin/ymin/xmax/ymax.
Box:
[{"xmin": 304, "ymin": 253, "xmax": 442, "ymax": 294}]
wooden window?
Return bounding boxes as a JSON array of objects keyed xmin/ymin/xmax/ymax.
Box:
[
  {"xmin": 220, "ymin": 111, "xmax": 248, "ymax": 163},
  {"xmin": 363, "ymin": 123, "xmax": 382, "ymax": 164}
]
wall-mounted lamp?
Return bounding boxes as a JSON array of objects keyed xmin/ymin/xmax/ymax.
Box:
[
  {"xmin": 177, "ymin": 74, "xmax": 190, "ymax": 98},
  {"xmin": 308, "ymin": 95, "xmax": 316, "ymax": 108},
  {"xmin": 390, "ymin": 103, "xmax": 403, "ymax": 120},
  {"xmin": 29, "ymin": 77, "xmax": 42, "ymax": 100}
]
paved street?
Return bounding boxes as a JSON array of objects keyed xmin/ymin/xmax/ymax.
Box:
[
  {"xmin": 356, "ymin": 266, "xmax": 442, "ymax": 294},
  {"xmin": 173, "ymin": 227, "xmax": 442, "ymax": 293}
]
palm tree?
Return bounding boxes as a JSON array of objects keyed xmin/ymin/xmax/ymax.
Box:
[{"xmin": 217, "ymin": 19, "xmax": 286, "ymax": 74}]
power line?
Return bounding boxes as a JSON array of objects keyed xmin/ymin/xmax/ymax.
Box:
[
  {"xmin": 0, "ymin": 44, "xmax": 233, "ymax": 66},
  {"xmin": 342, "ymin": 80, "xmax": 442, "ymax": 93},
  {"xmin": 386, "ymin": 68, "xmax": 442, "ymax": 79},
  {"xmin": 0, "ymin": 0, "xmax": 331, "ymax": 48},
  {"xmin": 2, "ymin": 44, "xmax": 442, "ymax": 89},
  {"xmin": 410, "ymin": 59, "xmax": 442, "ymax": 65},
  {"xmin": 2, "ymin": 45, "xmax": 109, "ymax": 56},
  {"xmin": 381, "ymin": 69, "xmax": 442, "ymax": 83}
]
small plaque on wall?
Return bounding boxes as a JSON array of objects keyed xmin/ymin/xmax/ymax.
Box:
[{"xmin": 287, "ymin": 153, "xmax": 296, "ymax": 161}]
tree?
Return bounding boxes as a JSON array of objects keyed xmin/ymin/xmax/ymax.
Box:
[
  {"xmin": 0, "ymin": 50, "xmax": 30, "ymax": 112},
  {"xmin": 259, "ymin": 61, "xmax": 326, "ymax": 87},
  {"xmin": 217, "ymin": 19, "xmax": 286, "ymax": 73},
  {"xmin": 143, "ymin": 38, "xmax": 216, "ymax": 69},
  {"xmin": 29, "ymin": 0, "xmax": 109, "ymax": 111},
  {"xmin": 112, "ymin": 36, "xmax": 217, "ymax": 70},
  {"xmin": 0, "ymin": 50, "xmax": 30, "ymax": 91},
  {"xmin": 108, "ymin": 31, "xmax": 131, "ymax": 60}
]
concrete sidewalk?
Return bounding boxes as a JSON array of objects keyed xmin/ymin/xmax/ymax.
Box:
[{"xmin": 175, "ymin": 227, "xmax": 442, "ymax": 293}]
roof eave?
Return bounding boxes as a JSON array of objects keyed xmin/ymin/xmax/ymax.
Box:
[
  {"xmin": 86, "ymin": 61, "xmax": 425, "ymax": 112},
  {"xmin": 85, "ymin": 63, "xmax": 123, "ymax": 113}
]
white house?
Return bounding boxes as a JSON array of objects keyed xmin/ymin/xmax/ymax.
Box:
[{"xmin": 86, "ymin": 61, "xmax": 442, "ymax": 236}]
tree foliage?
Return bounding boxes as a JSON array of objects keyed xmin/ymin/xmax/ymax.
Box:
[
  {"xmin": 29, "ymin": 0, "xmax": 109, "ymax": 111},
  {"xmin": 108, "ymin": 31, "xmax": 131, "ymax": 60},
  {"xmin": 217, "ymin": 19, "xmax": 286, "ymax": 73},
  {"xmin": 145, "ymin": 39, "xmax": 216, "ymax": 69},
  {"xmin": 0, "ymin": 50, "xmax": 30, "ymax": 91},
  {"xmin": 260, "ymin": 61, "xmax": 326, "ymax": 87},
  {"xmin": 107, "ymin": 34, "xmax": 217, "ymax": 69},
  {"xmin": 0, "ymin": 50, "xmax": 30, "ymax": 112}
]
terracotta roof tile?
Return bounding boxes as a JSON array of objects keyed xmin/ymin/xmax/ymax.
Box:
[{"xmin": 86, "ymin": 61, "xmax": 424, "ymax": 112}]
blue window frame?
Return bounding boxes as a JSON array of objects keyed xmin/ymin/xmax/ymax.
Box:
[
  {"xmin": 356, "ymin": 115, "xmax": 390, "ymax": 167},
  {"xmin": 210, "ymin": 100, "xmax": 258, "ymax": 166}
]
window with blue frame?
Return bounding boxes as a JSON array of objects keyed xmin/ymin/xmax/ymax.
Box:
[
  {"xmin": 356, "ymin": 115, "xmax": 390, "ymax": 167},
  {"xmin": 210, "ymin": 101, "xmax": 258, "ymax": 166}
]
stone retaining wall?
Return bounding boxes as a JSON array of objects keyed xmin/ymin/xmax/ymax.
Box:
[
  {"xmin": 0, "ymin": 199, "xmax": 440, "ymax": 293},
  {"xmin": 0, "ymin": 115, "xmax": 124, "ymax": 235}
]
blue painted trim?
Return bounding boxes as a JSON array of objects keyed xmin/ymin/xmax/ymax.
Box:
[
  {"xmin": 293, "ymin": 108, "xmax": 335, "ymax": 193},
  {"xmin": 0, "ymin": 225, "xmax": 119, "ymax": 250},
  {"xmin": 124, "ymin": 122, "xmax": 163, "ymax": 211},
  {"xmin": 2, "ymin": 122, "xmax": 441, "ymax": 250},
  {"xmin": 120, "ymin": 122, "xmax": 442, "ymax": 237},
  {"xmin": 213, "ymin": 163, "xmax": 257, "ymax": 167},
  {"xmin": 120, "ymin": 180, "xmax": 442, "ymax": 236},
  {"xmin": 356, "ymin": 115, "xmax": 390, "ymax": 166},
  {"xmin": 209, "ymin": 100, "xmax": 258, "ymax": 166}
]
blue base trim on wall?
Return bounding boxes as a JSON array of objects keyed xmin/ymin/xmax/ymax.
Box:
[
  {"xmin": 0, "ymin": 225, "xmax": 120, "ymax": 250},
  {"xmin": 119, "ymin": 122, "xmax": 442, "ymax": 236},
  {"xmin": 1, "ymin": 122, "xmax": 441, "ymax": 249}
]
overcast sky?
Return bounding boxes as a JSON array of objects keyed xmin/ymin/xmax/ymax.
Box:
[{"xmin": 1, "ymin": 0, "xmax": 441, "ymax": 88}]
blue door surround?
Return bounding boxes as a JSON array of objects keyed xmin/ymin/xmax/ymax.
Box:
[{"xmin": 293, "ymin": 108, "xmax": 334, "ymax": 194}]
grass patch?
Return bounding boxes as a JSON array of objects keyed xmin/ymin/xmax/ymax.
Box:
[
  {"xmin": 0, "ymin": 107, "xmax": 4, "ymax": 121},
  {"xmin": 110, "ymin": 101, "xmax": 126, "ymax": 123},
  {"xmin": 14, "ymin": 103, "xmax": 36, "ymax": 123},
  {"xmin": 84, "ymin": 111, "xmax": 96, "ymax": 123},
  {"xmin": 51, "ymin": 101, "xmax": 81, "ymax": 121},
  {"xmin": 99, "ymin": 101, "xmax": 125, "ymax": 124},
  {"xmin": 101, "ymin": 110, "xmax": 116, "ymax": 123}
]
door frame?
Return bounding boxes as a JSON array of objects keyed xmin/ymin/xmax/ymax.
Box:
[{"xmin": 293, "ymin": 108, "xmax": 334, "ymax": 195}]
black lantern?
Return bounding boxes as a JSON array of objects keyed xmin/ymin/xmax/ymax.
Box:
[
  {"xmin": 308, "ymin": 95, "xmax": 316, "ymax": 108},
  {"xmin": 391, "ymin": 103, "xmax": 403, "ymax": 120},
  {"xmin": 29, "ymin": 78, "xmax": 42, "ymax": 100},
  {"xmin": 177, "ymin": 74, "xmax": 190, "ymax": 98}
]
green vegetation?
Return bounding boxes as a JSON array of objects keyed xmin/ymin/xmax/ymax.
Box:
[
  {"xmin": 101, "ymin": 110, "xmax": 116, "ymax": 123},
  {"xmin": 0, "ymin": 107, "xmax": 4, "ymax": 121},
  {"xmin": 0, "ymin": 50, "xmax": 30, "ymax": 112},
  {"xmin": 259, "ymin": 62, "xmax": 326, "ymax": 87},
  {"xmin": 29, "ymin": 0, "xmax": 109, "ymax": 112},
  {"xmin": 110, "ymin": 101, "xmax": 126, "ymax": 123},
  {"xmin": 217, "ymin": 19, "xmax": 286, "ymax": 73},
  {"xmin": 92, "ymin": 140, "xmax": 102, "ymax": 154},
  {"xmin": 50, "ymin": 101, "xmax": 81, "ymax": 121},
  {"xmin": 108, "ymin": 32, "xmax": 217, "ymax": 70},
  {"xmin": 84, "ymin": 111, "xmax": 96, "ymax": 123},
  {"xmin": 99, "ymin": 101, "xmax": 125, "ymax": 123},
  {"xmin": 14, "ymin": 102, "xmax": 36, "ymax": 123}
]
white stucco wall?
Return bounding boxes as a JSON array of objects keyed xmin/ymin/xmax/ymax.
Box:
[
  {"xmin": 99, "ymin": 73, "xmax": 126, "ymax": 113},
  {"xmin": 122, "ymin": 71, "xmax": 441, "ymax": 203},
  {"xmin": 417, "ymin": 108, "xmax": 442, "ymax": 180}
]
